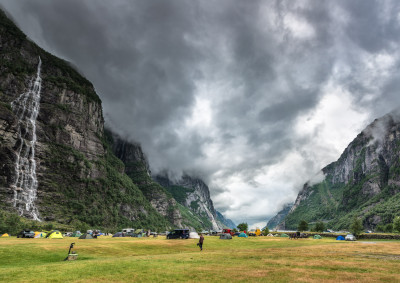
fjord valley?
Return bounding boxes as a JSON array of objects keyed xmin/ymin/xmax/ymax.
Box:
[{"xmin": 0, "ymin": 9, "xmax": 230, "ymax": 233}]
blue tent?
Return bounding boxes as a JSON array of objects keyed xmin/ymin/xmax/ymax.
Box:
[
  {"xmin": 238, "ymin": 232, "xmax": 248, "ymax": 238},
  {"xmin": 336, "ymin": 235, "xmax": 345, "ymax": 240}
]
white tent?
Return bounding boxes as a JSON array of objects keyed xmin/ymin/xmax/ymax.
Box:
[{"xmin": 189, "ymin": 232, "xmax": 200, "ymax": 239}]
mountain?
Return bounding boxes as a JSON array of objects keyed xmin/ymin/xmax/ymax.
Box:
[
  {"xmin": 108, "ymin": 131, "xmax": 219, "ymax": 230},
  {"xmin": 282, "ymin": 110, "xmax": 400, "ymax": 230},
  {"xmin": 154, "ymin": 174, "xmax": 223, "ymax": 231},
  {"xmin": 216, "ymin": 211, "xmax": 236, "ymax": 229},
  {"xmin": 0, "ymin": 9, "xmax": 172, "ymax": 230},
  {"xmin": 265, "ymin": 203, "xmax": 293, "ymax": 230}
]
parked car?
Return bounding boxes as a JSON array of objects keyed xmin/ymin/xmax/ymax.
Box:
[
  {"xmin": 345, "ymin": 234, "xmax": 356, "ymax": 241},
  {"xmin": 17, "ymin": 230, "xmax": 35, "ymax": 238},
  {"xmin": 166, "ymin": 229, "xmax": 189, "ymax": 239}
]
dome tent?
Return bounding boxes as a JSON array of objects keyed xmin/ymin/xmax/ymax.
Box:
[
  {"xmin": 313, "ymin": 235, "xmax": 322, "ymax": 239},
  {"xmin": 280, "ymin": 233, "xmax": 289, "ymax": 237},
  {"xmin": 47, "ymin": 231, "xmax": 63, "ymax": 239},
  {"xmin": 71, "ymin": 231, "xmax": 82, "ymax": 237},
  {"xmin": 219, "ymin": 233, "xmax": 232, "ymax": 239},
  {"xmin": 79, "ymin": 233, "xmax": 94, "ymax": 239},
  {"xmin": 336, "ymin": 235, "xmax": 345, "ymax": 240},
  {"xmin": 238, "ymin": 233, "xmax": 248, "ymax": 238},
  {"xmin": 1, "ymin": 233, "xmax": 10, "ymax": 237},
  {"xmin": 189, "ymin": 232, "xmax": 200, "ymax": 239}
]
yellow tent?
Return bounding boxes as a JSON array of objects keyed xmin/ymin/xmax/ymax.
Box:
[
  {"xmin": 47, "ymin": 231, "xmax": 63, "ymax": 239},
  {"xmin": 1, "ymin": 233, "xmax": 10, "ymax": 237},
  {"xmin": 34, "ymin": 231, "xmax": 41, "ymax": 237}
]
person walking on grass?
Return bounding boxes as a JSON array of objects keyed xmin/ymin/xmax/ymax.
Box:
[{"xmin": 198, "ymin": 234, "xmax": 204, "ymax": 251}]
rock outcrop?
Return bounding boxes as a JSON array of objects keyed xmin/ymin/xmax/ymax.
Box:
[
  {"xmin": 266, "ymin": 203, "xmax": 293, "ymax": 230},
  {"xmin": 282, "ymin": 109, "xmax": 400, "ymax": 230},
  {"xmin": 155, "ymin": 174, "xmax": 223, "ymax": 231}
]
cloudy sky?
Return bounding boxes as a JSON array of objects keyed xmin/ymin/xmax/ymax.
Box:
[{"xmin": 2, "ymin": 0, "xmax": 400, "ymax": 227}]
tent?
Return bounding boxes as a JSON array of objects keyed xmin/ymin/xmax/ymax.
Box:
[
  {"xmin": 47, "ymin": 231, "xmax": 63, "ymax": 239},
  {"xmin": 34, "ymin": 232, "xmax": 46, "ymax": 238},
  {"xmin": 34, "ymin": 231, "xmax": 41, "ymax": 238},
  {"xmin": 267, "ymin": 233, "xmax": 274, "ymax": 237},
  {"xmin": 79, "ymin": 233, "xmax": 94, "ymax": 239},
  {"xmin": 280, "ymin": 233, "xmax": 289, "ymax": 237},
  {"xmin": 71, "ymin": 231, "xmax": 82, "ymax": 237},
  {"xmin": 1, "ymin": 233, "xmax": 10, "ymax": 237},
  {"xmin": 238, "ymin": 233, "xmax": 248, "ymax": 238},
  {"xmin": 313, "ymin": 235, "xmax": 322, "ymax": 239},
  {"xmin": 113, "ymin": 232, "xmax": 125, "ymax": 237},
  {"xmin": 336, "ymin": 235, "xmax": 345, "ymax": 240},
  {"xmin": 189, "ymin": 232, "xmax": 200, "ymax": 239},
  {"xmin": 219, "ymin": 233, "xmax": 232, "ymax": 240}
]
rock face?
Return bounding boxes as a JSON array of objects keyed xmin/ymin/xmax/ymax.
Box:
[
  {"xmin": 0, "ymin": 9, "xmax": 170, "ymax": 230},
  {"xmin": 266, "ymin": 203, "xmax": 293, "ymax": 230},
  {"xmin": 108, "ymin": 131, "xmax": 184, "ymax": 228},
  {"xmin": 283, "ymin": 110, "xmax": 400, "ymax": 230},
  {"xmin": 155, "ymin": 174, "xmax": 223, "ymax": 231},
  {"xmin": 216, "ymin": 211, "xmax": 236, "ymax": 229}
]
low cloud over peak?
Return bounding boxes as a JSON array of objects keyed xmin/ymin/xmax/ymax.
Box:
[{"xmin": 2, "ymin": 0, "xmax": 400, "ymax": 226}]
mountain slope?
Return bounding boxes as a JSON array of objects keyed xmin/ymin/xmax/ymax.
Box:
[
  {"xmin": 0, "ymin": 9, "xmax": 170, "ymax": 230},
  {"xmin": 283, "ymin": 110, "xmax": 400, "ymax": 230},
  {"xmin": 155, "ymin": 174, "xmax": 223, "ymax": 231}
]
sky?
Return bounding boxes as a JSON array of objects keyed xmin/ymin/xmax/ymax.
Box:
[{"xmin": 2, "ymin": 0, "xmax": 400, "ymax": 228}]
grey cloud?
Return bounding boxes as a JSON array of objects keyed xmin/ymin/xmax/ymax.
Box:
[{"xmin": 2, "ymin": 0, "xmax": 400, "ymax": 226}]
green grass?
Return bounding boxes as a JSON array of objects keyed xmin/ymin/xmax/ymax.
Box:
[{"xmin": 1, "ymin": 236, "xmax": 400, "ymax": 282}]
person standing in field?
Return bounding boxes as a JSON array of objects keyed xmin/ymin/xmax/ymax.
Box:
[{"xmin": 198, "ymin": 234, "xmax": 204, "ymax": 251}]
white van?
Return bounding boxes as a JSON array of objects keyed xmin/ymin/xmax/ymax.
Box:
[{"xmin": 122, "ymin": 228, "xmax": 135, "ymax": 233}]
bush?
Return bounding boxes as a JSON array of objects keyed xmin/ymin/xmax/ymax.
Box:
[
  {"xmin": 263, "ymin": 227, "xmax": 270, "ymax": 236},
  {"xmin": 314, "ymin": 222, "xmax": 325, "ymax": 232}
]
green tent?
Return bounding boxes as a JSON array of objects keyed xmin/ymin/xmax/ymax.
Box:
[
  {"xmin": 79, "ymin": 233, "xmax": 94, "ymax": 239},
  {"xmin": 313, "ymin": 235, "xmax": 322, "ymax": 239},
  {"xmin": 71, "ymin": 231, "xmax": 82, "ymax": 237},
  {"xmin": 280, "ymin": 233, "xmax": 289, "ymax": 237}
]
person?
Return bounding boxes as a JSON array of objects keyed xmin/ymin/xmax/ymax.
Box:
[{"xmin": 198, "ymin": 234, "xmax": 204, "ymax": 251}]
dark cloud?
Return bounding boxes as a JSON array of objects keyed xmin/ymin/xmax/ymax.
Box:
[{"xmin": 2, "ymin": 0, "xmax": 400, "ymax": 226}]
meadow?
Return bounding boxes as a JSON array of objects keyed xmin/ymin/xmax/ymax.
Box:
[{"xmin": 1, "ymin": 236, "xmax": 400, "ymax": 282}]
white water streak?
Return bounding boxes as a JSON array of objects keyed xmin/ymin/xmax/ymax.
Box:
[{"xmin": 11, "ymin": 57, "xmax": 42, "ymax": 221}]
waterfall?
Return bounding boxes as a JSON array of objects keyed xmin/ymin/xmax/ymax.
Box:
[{"xmin": 11, "ymin": 57, "xmax": 42, "ymax": 221}]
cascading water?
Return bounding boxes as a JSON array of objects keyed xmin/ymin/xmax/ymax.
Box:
[{"xmin": 10, "ymin": 57, "xmax": 42, "ymax": 221}]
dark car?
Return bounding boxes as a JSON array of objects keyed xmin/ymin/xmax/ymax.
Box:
[
  {"xmin": 166, "ymin": 229, "xmax": 189, "ymax": 239},
  {"xmin": 17, "ymin": 230, "xmax": 35, "ymax": 238}
]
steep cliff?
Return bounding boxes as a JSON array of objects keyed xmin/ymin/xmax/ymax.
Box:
[
  {"xmin": 108, "ymin": 130, "xmax": 185, "ymax": 228},
  {"xmin": 155, "ymin": 174, "xmax": 223, "ymax": 230},
  {"xmin": 0, "ymin": 9, "xmax": 170, "ymax": 230},
  {"xmin": 283, "ymin": 110, "xmax": 400, "ymax": 230},
  {"xmin": 266, "ymin": 203, "xmax": 293, "ymax": 230}
]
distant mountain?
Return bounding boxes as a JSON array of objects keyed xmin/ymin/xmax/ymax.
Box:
[
  {"xmin": 266, "ymin": 203, "xmax": 293, "ymax": 230},
  {"xmin": 283, "ymin": 110, "xmax": 400, "ymax": 230},
  {"xmin": 216, "ymin": 211, "xmax": 236, "ymax": 229},
  {"xmin": 154, "ymin": 174, "xmax": 223, "ymax": 231}
]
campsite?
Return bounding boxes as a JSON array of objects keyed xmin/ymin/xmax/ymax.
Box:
[{"xmin": 1, "ymin": 235, "xmax": 400, "ymax": 282}]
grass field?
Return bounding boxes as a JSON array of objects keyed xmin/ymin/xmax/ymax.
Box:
[{"xmin": 1, "ymin": 236, "xmax": 400, "ymax": 282}]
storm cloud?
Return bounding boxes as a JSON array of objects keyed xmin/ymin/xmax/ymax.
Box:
[{"xmin": 2, "ymin": 0, "xmax": 400, "ymax": 226}]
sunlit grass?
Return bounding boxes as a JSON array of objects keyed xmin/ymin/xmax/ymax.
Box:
[{"xmin": 1, "ymin": 236, "xmax": 400, "ymax": 282}]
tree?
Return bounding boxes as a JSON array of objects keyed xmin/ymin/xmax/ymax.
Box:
[
  {"xmin": 350, "ymin": 217, "xmax": 363, "ymax": 237},
  {"xmin": 262, "ymin": 227, "xmax": 270, "ymax": 236},
  {"xmin": 298, "ymin": 220, "xmax": 308, "ymax": 232},
  {"xmin": 237, "ymin": 223, "xmax": 248, "ymax": 232},
  {"xmin": 385, "ymin": 223, "xmax": 393, "ymax": 233},
  {"xmin": 314, "ymin": 222, "xmax": 325, "ymax": 232},
  {"xmin": 393, "ymin": 216, "xmax": 400, "ymax": 233}
]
